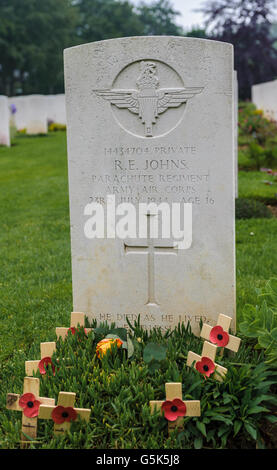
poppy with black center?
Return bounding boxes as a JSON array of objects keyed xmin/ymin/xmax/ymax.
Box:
[
  {"xmin": 161, "ymin": 399, "xmax": 187, "ymax": 422},
  {"xmin": 209, "ymin": 326, "xmax": 229, "ymax": 348},
  {"xmin": 195, "ymin": 356, "xmax": 215, "ymax": 378},
  {"xmin": 51, "ymin": 405, "xmax": 77, "ymax": 424},
  {"xmin": 18, "ymin": 393, "xmax": 41, "ymax": 418}
]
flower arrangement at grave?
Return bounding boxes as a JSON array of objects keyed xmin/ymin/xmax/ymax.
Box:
[{"xmin": 5, "ymin": 311, "xmax": 277, "ymax": 449}]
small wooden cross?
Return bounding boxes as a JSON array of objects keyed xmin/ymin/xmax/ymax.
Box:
[
  {"xmin": 6, "ymin": 377, "xmax": 55, "ymax": 448},
  {"xmin": 38, "ymin": 391, "xmax": 91, "ymax": 435},
  {"xmin": 187, "ymin": 341, "xmax": 227, "ymax": 382},
  {"xmin": 25, "ymin": 342, "xmax": 56, "ymax": 377},
  {"xmin": 200, "ymin": 313, "xmax": 241, "ymax": 353},
  {"xmin": 150, "ymin": 382, "xmax": 201, "ymax": 433},
  {"xmin": 56, "ymin": 312, "xmax": 92, "ymax": 340}
]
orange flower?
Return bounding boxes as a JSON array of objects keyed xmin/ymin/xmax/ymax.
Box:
[{"xmin": 96, "ymin": 338, "xmax": 123, "ymax": 358}]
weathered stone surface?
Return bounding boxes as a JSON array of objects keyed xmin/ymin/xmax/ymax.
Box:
[
  {"xmin": 0, "ymin": 95, "xmax": 10, "ymax": 147},
  {"xmin": 233, "ymin": 71, "xmax": 239, "ymax": 198},
  {"xmin": 64, "ymin": 36, "xmax": 236, "ymax": 334}
]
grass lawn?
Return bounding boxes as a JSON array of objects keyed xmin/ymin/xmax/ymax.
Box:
[
  {"xmin": 238, "ymin": 170, "xmax": 277, "ymax": 204},
  {"xmin": 0, "ymin": 133, "xmax": 276, "ymax": 449}
]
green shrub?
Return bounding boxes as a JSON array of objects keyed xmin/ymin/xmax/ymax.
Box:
[
  {"xmin": 240, "ymin": 279, "xmax": 277, "ymax": 365},
  {"xmin": 235, "ymin": 198, "xmax": 273, "ymax": 219},
  {"xmin": 238, "ymin": 102, "xmax": 277, "ymax": 170},
  {"xmin": 239, "ymin": 103, "xmax": 277, "ymax": 146},
  {"xmin": 1, "ymin": 318, "xmax": 277, "ymax": 449}
]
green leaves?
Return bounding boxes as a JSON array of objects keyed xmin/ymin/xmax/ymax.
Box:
[
  {"xmin": 240, "ymin": 284, "xmax": 277, "ymax": 365},
  {"xmin": 143, "ymin": 342, "xmax": 167, "ymax": 363},
  {"xmin": 143, "ymin": 342, "xmax": 167, "ymax": 374}
]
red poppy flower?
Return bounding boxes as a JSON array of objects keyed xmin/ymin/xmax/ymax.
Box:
[
  {"xmin": 209, "ymin": 326, "xmax": 229, "ymax": 348},
  {"xmin": 38, "ymin": 356, "xmax": 55, "ymax": 375},
  {"xmin": 19, "ymin": 393, "xmax": 41, "ymax": 418},
  {"xmin": 67, "ymin": 327, "xmax": 88, "ymax": 337},
  {"xmin": 161, "ymin": 398, "xmax": 187, "ymax": 422},
  {"xmin": 51, "ymin": 405, "xmax": 77, "ymax": 424},
  {"xmin": 196, "ymin": 356, "xmax": 215, "ymax": 378}
]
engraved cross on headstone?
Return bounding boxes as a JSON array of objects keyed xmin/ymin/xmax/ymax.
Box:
[{"xmin": 124, "ymin": 213, "xmax": 177, "ymax": 306}]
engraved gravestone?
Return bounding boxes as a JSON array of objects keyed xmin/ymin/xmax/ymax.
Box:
[
  {"xmin": 64, "ymin": 37, "xmax": 236, "ymax": 334},
  {"xmin": 233, "ymin": 71, "xmax": 238, "ymax": 198}
]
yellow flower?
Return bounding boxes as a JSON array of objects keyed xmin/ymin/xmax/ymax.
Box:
[{"xmin": 96, "ymin": 338, "xmax": 123, "ymax": 358}]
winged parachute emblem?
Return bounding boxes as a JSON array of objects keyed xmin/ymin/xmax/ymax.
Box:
[{"xmin": 93, "ymin": 61, "xmax": 203, "ymax": 137}]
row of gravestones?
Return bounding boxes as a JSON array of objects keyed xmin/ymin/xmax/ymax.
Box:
[
  {"xmin": 6, "ymin": 311, "xmax": 241, "ymax": 447},
  {"xmin": 0, "ymin": 94, "xmax": 66, "ymax": 146}
]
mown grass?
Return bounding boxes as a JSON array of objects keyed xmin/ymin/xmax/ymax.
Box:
[
  {"xmin": 0, "ymin": 133, "xmax": 72, "ymax": 362},
  {"xmin": 238, "ymin": 170, "xmax": 277, "ymax": 204},
  {"xmin": 0, "ymin": 133, "xmax": 277, "ymax": 449}
]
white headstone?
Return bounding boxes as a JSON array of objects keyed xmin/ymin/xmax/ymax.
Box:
[
  {"xmin": 0, "ymin": 95, "xmax": 10, "ymax": 147},
  {"xmin": 252, "ymin": 79, "xmax": 277, "ymax": 120},
  {"xmin": 8, "ymin": 96, "xmax": 29, "ymax": 131},
  {"xmin": 64, "ymin": 37, "xmax": 236, "ymax": 334},
  {"xmin": 233, "ymin": 71, "xmax": 239, "ymax": 198},
  {"xmin": 47, "ymin": 94, "xmax": 66, "ymax": 125},
  {"xmin": 26, "ymin": 95, "xmax": 48, "ymax": 135}
]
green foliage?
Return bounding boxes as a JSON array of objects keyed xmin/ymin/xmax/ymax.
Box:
[
  {"xmin": 0, "ymin": 0, "xmax": 186, "ymax": 95},
  {"xmin": 143, "ymin": 342, "xmax": 167, "ymax": 373},
  {"xmin": 0, "ymin": 0, "xmax": 78, "ymax": 95},
  {"xmin": 178, "ymin": 362, "xmax": 277, "ymax": 449},
  {"xmin": 240, "ymin": 279, "xmax": 277, "ymax": 365},
  {"xmin": 235, "ymin": 198, "xmax": 272, "ymax": 220},
  {"xmin": 136, "ymin": 0, "xmax": 183, "ymax": 36},
  {"xmin": 1, "ymin": 319, "xmax": 277, "ymax": 449},
  {"xmin": 238, "ymin": 102, "xmax": 277, "ymax": 170},
  {"xmin": 238, "ymin": 170, "xmax": 277, "ymax": 205}
]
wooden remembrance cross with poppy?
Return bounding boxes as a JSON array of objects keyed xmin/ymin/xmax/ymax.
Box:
[
  {"xmin": 25, "ymin": 342, "xmax": 56, "ymax": 377},
  {"xmin": 150, "ymin": 382, "xmax": 201, "ymax": 433},
  {"xmin": 187, "ymin": 341, "xmax": 227, "ymax": 382},
  {"xmin": 38, "ymin": 391, "xmax": 91, "ymax": 436},
  {"xmin": 6, "ymin": 377, "xmax": 55, "ymax": 448},
  {"xmin": 56, "ymin": 312, "xmax": 93, "ymax": 340},
  {"xmin": 200, "ymin": 313, "xmax": 241, "ymax": 353}
]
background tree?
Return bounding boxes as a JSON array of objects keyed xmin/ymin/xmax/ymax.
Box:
[
  {"xmin": 0, "ymin": 0, "xmax": 186, "ymax": 95},
  {"xmin": 0, "ymin": 0, "xmax": 77, "ymax": 95},
  {"xmin": 200, "ymin": 0, "xmax": 277, "ymax": 99},
  {"xmin": 74, "ymin": 0, "xmax": 143, "ymax": 42},
  {"xmin": 136, "ymin": 0, "xmax": 183, "ymax": 35}
]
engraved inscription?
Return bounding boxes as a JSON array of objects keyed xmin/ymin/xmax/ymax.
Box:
[{"xmin": 124, "ymin": 213, "xmax": 177, "ymax": 306}]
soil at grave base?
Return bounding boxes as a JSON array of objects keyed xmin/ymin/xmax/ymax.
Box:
[
  {"xmin": 267, "ymin": 205, "xmax": 277, "ymax": 217},
  {"xmin": 260, "ymin": 415, "xmax": 277, "ymax": 448}
]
